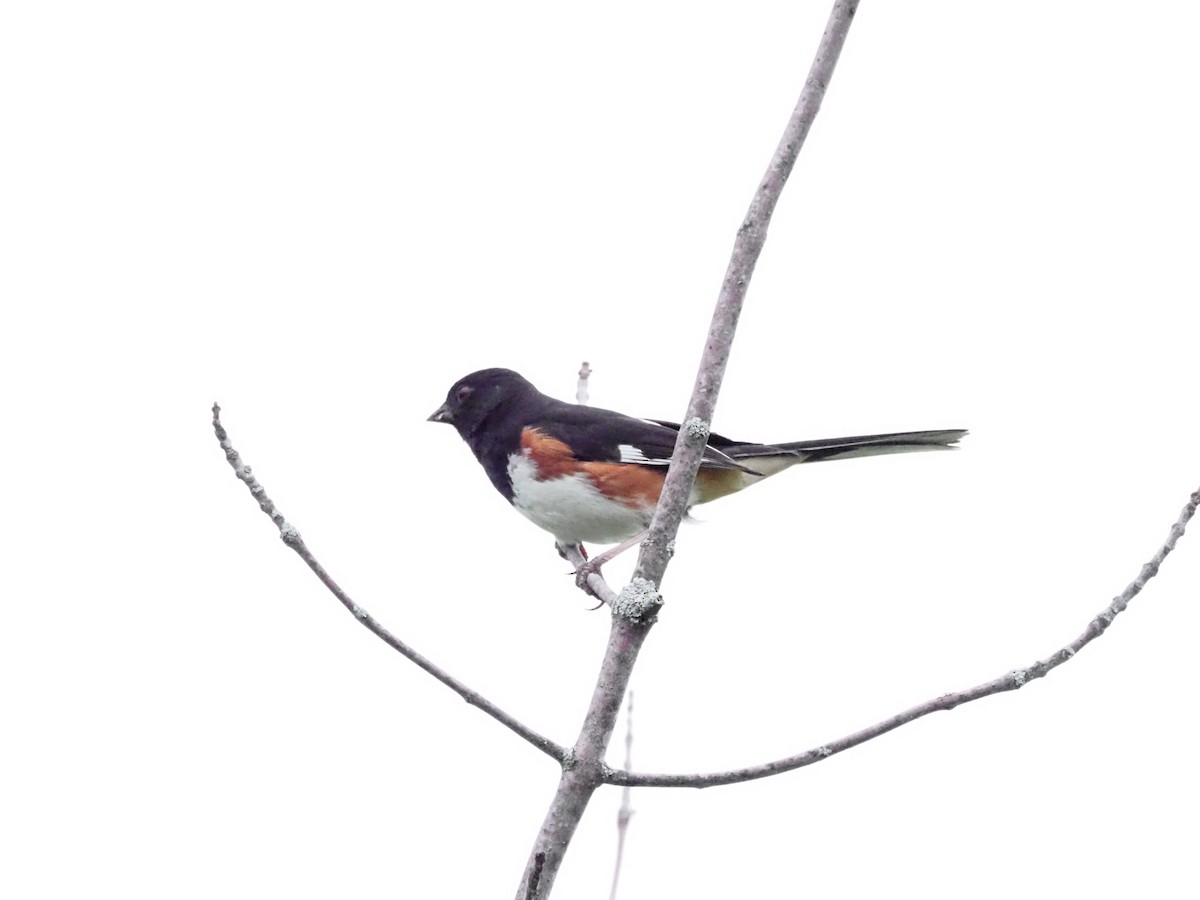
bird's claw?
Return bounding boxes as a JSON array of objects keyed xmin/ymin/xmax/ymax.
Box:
[
  {"xmin": 573, "ymin": 558, "xmax": 602, "ymax": 593},
  {"xmin": 554, "ymin": 541, "xmax": 604, "ymax": 607}
]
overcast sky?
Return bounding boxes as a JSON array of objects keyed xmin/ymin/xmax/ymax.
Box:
[{"xmin": 4, "ymin": 2, "xmax": 1199, "ymax": 898}]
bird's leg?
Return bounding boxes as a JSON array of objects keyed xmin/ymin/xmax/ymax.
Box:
[
  {"xmin": 556, "ymin": 541, "xmax": 603, "ymax": 605},
  {"xmin": 572, "ymin": 529, "xmax": 649, "ymax": 590},
  {"xmin": 555, "ymin": 540, "xmax": 587, "ymax": 561}
]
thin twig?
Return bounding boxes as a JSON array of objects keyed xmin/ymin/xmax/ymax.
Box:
[
  {"xmin": 570, "ymin": 367, "xmax": 636, "ymax": 900},
  {"xmin": 211, "ymin": 403, "xmax": 568, "ymax": 763},
  {"xmin": 576, "ymin": 361, "xmax": 592, "ymax": 406},
  {"xmin": 606, "ymin": 486, "xmax": 1200, "ymax": 788},
  {"xmin": 607, "ymin": 692, "xmax": 635, "ymax": 900},
  {"xmin": 558, "ymin": 366, "xmax": 621, "ymax": 607},
  {"xmin": 516, "ymin": 3, "xmax": 861, "ymax": 896}
]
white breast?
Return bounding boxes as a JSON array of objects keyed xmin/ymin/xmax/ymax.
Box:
[{"xmin": 507, "ymin": 453, "xmax": 650, "ymax": 544}]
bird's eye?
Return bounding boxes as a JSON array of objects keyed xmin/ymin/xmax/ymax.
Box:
[{"xmin": 456, "ymin": 385, "xmax": 473, "ymax": 403}]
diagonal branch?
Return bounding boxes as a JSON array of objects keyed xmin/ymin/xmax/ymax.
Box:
[
  {"xmin": 517, "ymin": 2, "xmax": 862, "ymax": 897},
  {"xmin": 634, "ymin": 0, "xmax": 860, "ymax": 589},
  {"xmin": 211, "ymin": 403, "xmax": 568, "ymax": 764},
  {"xmin": 605, "ymin": 486, "xmax": 1200, "ymax": 788}
]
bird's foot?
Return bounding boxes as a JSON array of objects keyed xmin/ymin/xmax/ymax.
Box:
[
  {"xmin": 573, "ymin": 557, "xmax": 604, "ymax": 593},
  {"xmin": 571, "ymin": 530, "xmax": 650, "ymax": 591},
  {"xmin": 554, "ymin": 542, "xmax": 605, "ymax": 606}
]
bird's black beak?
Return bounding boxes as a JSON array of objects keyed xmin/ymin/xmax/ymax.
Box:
[{"xmin": 428, "ymin": 403, "xmax": 452, "ymax": 423}]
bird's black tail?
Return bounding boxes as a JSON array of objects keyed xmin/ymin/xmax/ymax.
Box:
[{"xmin": 730, "ymin": 429, "xmax": 967, "ymax": 465}]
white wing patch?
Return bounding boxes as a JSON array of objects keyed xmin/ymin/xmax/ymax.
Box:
[
  {"xmin": 617, "ymin": 443, "xmax": 669, "ymax": 465},
  {"xmin": 619, "ymin": 439, "xmax": 761, "ymax": 472}
]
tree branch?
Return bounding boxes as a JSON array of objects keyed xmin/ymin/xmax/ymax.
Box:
[
  {"xmin": 516, "ymin": 2, "xmax": 861, "ymax": 896},
  {"xmin": 211, "ymin": 403, "xmax": 568, "ymax": 763},
  {"xmin": 607, "ymin": 692, "xmax": 635, "ymax": 900},
  {"xmin": 634, "ymin": 0, "xmax": 859, "ymax": 588},
  {"xmin": 605, "ymin": 485, "xmax": 1200, "ymax": 788},
  {"xmin": 576, "ymin": 361, "xmax": 592, "ymax": 406}
]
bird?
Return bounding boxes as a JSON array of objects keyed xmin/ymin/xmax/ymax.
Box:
[{"xmin": 429, "ymin": 368, "xmax": 965, "ymax": 568}]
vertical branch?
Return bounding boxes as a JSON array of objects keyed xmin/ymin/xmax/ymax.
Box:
[
  {"xmin": 607, "ymin": 692, "xmax": 636, "ymax": 900},
  {"xmin": 576, "ymin": 361, "xmax": 593, "ymax": 406},
  {"xmin": 517, "ymin": 2, "xmax": 861, "ymax": 896}
]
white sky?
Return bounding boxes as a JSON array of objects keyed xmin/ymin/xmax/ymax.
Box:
[{"xmin": 4, "ymin": 2, "xmax": 1199, "ymax": 897}]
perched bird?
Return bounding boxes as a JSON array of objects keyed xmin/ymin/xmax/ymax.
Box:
[{"xmin": 429, "ymin": 368, "xmax": 965, "ymax": 564}]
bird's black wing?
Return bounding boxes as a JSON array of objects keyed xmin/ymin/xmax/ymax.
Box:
[{"xmin": 532, "ymin": 403, "xmax": 756, "ymax": 471}]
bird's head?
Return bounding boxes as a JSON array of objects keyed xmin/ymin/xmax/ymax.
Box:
[{"xmin": 428, "ymin": 368, "xmax": 536, "ymax": 437}]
